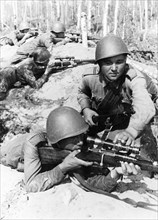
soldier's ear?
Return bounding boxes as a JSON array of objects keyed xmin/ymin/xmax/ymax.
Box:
[{"xmin": 96, "ymin": 65, "xmax": 100, "ymax": 75}]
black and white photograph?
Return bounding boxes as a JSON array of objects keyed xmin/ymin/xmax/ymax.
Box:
[{"xmin": 0, "ymin": 0, "xmax": 158, "ymax": 219}]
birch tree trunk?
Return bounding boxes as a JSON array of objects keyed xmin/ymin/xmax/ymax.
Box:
[
  {"xmin": 50, "ymin": 0, "xmax": 56, "ymax": 23},
  {"xmin": 65, "ymin": 0, "xmax": 69, "ymax": 28},
  {"xmin": 77, "ymin": 0, "xmax": 82, "ymax": 32},
  {"xmin": 23, "ymin": 1, "xmax": 27, "ymax": 22},
  {"xmin": 113, "ymin": 0, "xmax": 119, "ymax": 35},
  {"xmin": 122, "ymin": 15, "xmax": 125, "ymax": 39},
  {"xmin": 56, "ymin": 0, "xmax": 61, "ymax": 21},
  {"xmin": 102, "ymin": 0, "xmax": 109, "ymax": 36},
  {"xmin": 61, "ymin": 1, "xmax": 65, "ymax": 25},
  {"xmin": 132, "ymin": 0, "xmax": 136, "ymax": 20},
  {"xmin": 143, "ymin": 0, "xmax": 148, "ymax": 40},
  {"xmin": 139, "ymin": 0, "xmax": 143, "ymax": 31},
  {"xmin": 81, "ymin": 12, "xmax": 88, "ymax": 47},
  {"xmin": 87, "ymin": 0, "xmax": 92, "ymax": 32},
  {"xmin": 0, "ymin": 0, "xmax": 5, "ymax": 30},
  {"xmin": 46, "ymin": 1, "xmax": 50, "ymax": 31},
  {"xmin": 12, "ymin": 0, "xmax": 18, "ymax": 30}
]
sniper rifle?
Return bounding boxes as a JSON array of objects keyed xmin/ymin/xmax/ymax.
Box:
[
  {"xmin": 38, "ymin": 56, "xmax": 95, "ymax": 88},
  {"xmin": 54, "ymin": 32, "xmax": 100, "ymax": 44},
  {"xmin": 66, "ymin": 32, "xmax": 101, "ymax": 41},
  {"xmin": 38, "ymin": 135, "xmax": 158, "ymax": 173},
  {"xmin": 48, "ymin": 56, "xmax": 95, "ymax": 70}
]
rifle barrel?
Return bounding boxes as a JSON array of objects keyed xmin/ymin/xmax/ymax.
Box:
[
  {"xmin": 77, "ymin": 150, "xmax": 158, "ymax": 173},
  {"xmin": 75, "ymin": 59, "xmax": 95, "ymax": 64}
]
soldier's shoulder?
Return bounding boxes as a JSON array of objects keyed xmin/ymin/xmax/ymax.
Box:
[
  {"xmin": 82, "ymin": 65, "xmax": 99, "ymax": 78},
  {"xmin": 27, "ymin": 131, "xmax": 47, "ymax": 146},
  {"xmin": 126, "ymin": 64, "xmax": 140, "ymax": 81}
]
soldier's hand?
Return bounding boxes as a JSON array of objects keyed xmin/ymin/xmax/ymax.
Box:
[
  {"xmin": 83, "ymin": 108, "xmax": 98, "ymax": 126},
  {"xmin": 113, "ymin": 130, "xmax": 135, "ymax": 146},
  {"xmin": 111, "ymin": 162, "xmax": 141, "ymax": 180},
  {"xmin": 24, "ymin": 32, "xmax": 32, "ymax": 40},
  {"xmin": 59, "ymin": 150, "xmax": 93, "ymax": 173},
  {"xmin": 47, "ymin": 59, "xmax": 56, "ymax": 68}
]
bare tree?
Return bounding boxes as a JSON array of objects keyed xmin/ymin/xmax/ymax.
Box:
[
  {"xmin": 50, "ymin": 0, "xmax": 56, "ymax": 24},
  {"xmin": 144, "ymin": 0, "xmax": 148, "ymax": 40},
  {"xmin": 81, "ymin": 12, "xmax": 88, "ymax": 47},
  {"xmin": 56, "ymin": 0, "xmax": 61, "ymax": 21},
  {"xmin": 139, "ymin": 0, "xmax": 143, "ymax": 31},
  {"xmin": 113, "ymin": 0, "xmax": 119, "ymax": 35},
  {"xmin": 87, "ymin": 0, "xmax": 92, "ymax": 32},
  {"xmin": 132, "ymin": 0, "xmax": 136, "ymax": 20},
  {"xmin": 12, "ymin": 0, "xmax": 18, "ymax": 29},
  {"xmin": 60, "ymin": 0, "xmax": 66, "ymax": 24},
  {"xmin": 102, "ymin": 0, "xmax": 110, "ymax": 36},
  {"xmin": 77, "ymin": 0, "xmax": 83, "ymax": 32}
]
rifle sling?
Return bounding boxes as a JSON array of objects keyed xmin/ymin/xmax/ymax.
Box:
[
  {"xmin": 71, "ymin": 172, "xmax": 158, "ymax": 211},
  {"xmin": 97, "ymin": 86, "xmax": 122, "ymax": 114}
]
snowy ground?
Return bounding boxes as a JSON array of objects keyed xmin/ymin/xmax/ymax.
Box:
[{"xmin": 0, "ymin": 43, "xmax": 158, "ymax": 219}]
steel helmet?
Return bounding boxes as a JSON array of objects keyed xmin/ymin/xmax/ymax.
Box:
[
  {"xmin": 46, "ymin": 106, "xmax": 89, "ymax": 144},
  {"xmin": 19, "ymin": 22, "xmax": 30, "ymax": 31},
  {"xmin": 51, "ymin": 22, "xmax": 66, "ymax": 33},
  {"xmin": 95, "ymin": 35, "xmax": 130, "ymax": 62},
  {"xmin": 33, "ymin": 47, "xmax": 51, "ymax": 64}
]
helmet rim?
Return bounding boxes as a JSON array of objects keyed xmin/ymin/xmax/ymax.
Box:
[
  {"xmin": 95, "ymin": 35, "xmax": 130, "ymax": 62},
  {"xmin": 46, "ymin": 106, "xmax": 89, "ymax": 144}
]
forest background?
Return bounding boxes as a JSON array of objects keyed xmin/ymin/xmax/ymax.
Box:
[{"xmin": 0, "ymin": 0, "xmax": 158, "ymax": 52}]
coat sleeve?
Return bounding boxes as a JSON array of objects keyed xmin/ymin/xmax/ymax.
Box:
[
  {"xmin": 125, "ymin": 74, "xmax": 156, "ymax": 138},
  {"xmin": 24, "ymin": 134, "xmax": 66, "ymax": 193},
  {"xmin": 77, "ymin": 75, "xmax": 93, "ymax": 111}
]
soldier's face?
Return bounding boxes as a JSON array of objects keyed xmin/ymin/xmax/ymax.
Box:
[
  {"xmin": 56, "ymin": 32, "xmax": 65, "ymax": 38},
  {"xmin": 58, "ymin": 133, "xmax": 85, "ymax": 151},
  {"xmin": 35, "ymin": 60, "xmax": 49, "ymax": 70},
  {"xmin": 99, "ymin": 54, "xmax": 127, "ymax": 82},
  {"xmin": 20, "ymin": 28, "xmax": 29, "ymax": 33}
]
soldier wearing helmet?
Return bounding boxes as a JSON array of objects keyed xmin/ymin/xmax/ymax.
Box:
[
  {"xmin": 51, "ymin": 21, "xmax": 66, "ymax": 37},
  {"xmin": 0, "ymin": 47, "xmax": 51, "ymax": 100},
  {"xmin": 50, "ymin": 21, "xmax": 72, "ymax": 46},
  {"xmin": 78, "ymin": 35, "xmax": 157, "ymax": 159},
  {"xmin": 2, "ymin": 21, "xmax": 36, "ymax": 47},
  {"xmin": 15, "ymin": 21, "xmax": 37, "ymax": 46},
  {"xmin": 1, "ymin": 106, "xmax": 140, "ymax": 193},
  {"xmin": 8, "ymin": 21, "xmax": 69, "ymax": 66},
  {"xmin": 19, "ymin": 22, "xmax": 30, "ymax": 33}
]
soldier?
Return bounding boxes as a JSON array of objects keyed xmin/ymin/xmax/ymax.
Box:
[
  {"xmin": 0, "ymin": 47, "xmax": 51, "ymax": 100},
  {"xmin": 49, "ymin": 21, "xmax": 72, "ymax": 46},
  {"xmin": 15, "ymin": 22, "xmax": 33, "ymax": 46},
  {"xmin": 4, "ymin": 22, "xmax": 36, "ymax": 47},
  {"xmin": 9, "ymin": 21, "xmax": 68, "ymax": 65},
  {"xmin": 77, "ymin": 35, "xmax": 157, "ymax": 159},
  {"xmin": 1, "ymin": 106, "xmax": 140, "ymax": 193}
]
